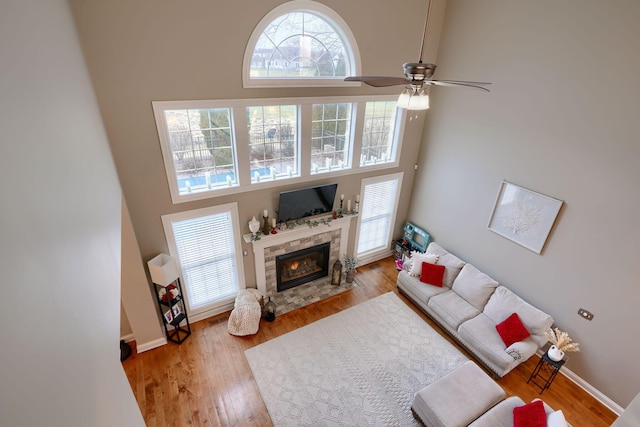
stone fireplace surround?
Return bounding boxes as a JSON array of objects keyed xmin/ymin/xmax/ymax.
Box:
[{"xmin": 248, "ymin": 215, "xmax": 353, "ymax": 297}]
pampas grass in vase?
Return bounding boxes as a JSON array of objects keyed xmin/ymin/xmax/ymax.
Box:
[{"xmin": 545, "ymin": 327, "xmax": 580, "ymax": 361}]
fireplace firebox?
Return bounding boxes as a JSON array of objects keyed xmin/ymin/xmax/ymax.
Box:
[{"xmin": 276, "ymin": 242, "xmax": 330, "ymax": 292}]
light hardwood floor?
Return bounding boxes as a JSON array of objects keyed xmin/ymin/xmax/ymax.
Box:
[{"xmin": 123, "ymin": 257, "xmax": 617, "ymax": 426}]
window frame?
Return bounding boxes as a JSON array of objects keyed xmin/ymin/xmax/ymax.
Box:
[
  {"xmin": 153, "ymin": 95, "xmax": 406, "ymax": 204},
  {"xmin": 310, "ymin": 101, "xmax": 355, "ymax": 175},
  {"xmin": 355, "ymin": 172, "xmax": 404, "ymax": 264},
  {"xmin": 161, "ymin": 202, "xmax": 246, "ymax": 322},
  {"xmin": 242, "ymin": 0, "xmax": 361, "ymax": 88}
]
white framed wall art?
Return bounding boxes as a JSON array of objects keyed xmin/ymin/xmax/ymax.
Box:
[{"xmin": 488, "ymin": 181, "xmax": 563, "ymax": 254}]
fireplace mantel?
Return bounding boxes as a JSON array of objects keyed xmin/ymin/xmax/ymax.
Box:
[{"xmin": 247, "ymin": 215, "xmax": 355, "ymax": 295}]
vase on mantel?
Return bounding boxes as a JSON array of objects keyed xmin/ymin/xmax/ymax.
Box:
[
  {"xmin": 547, "ymin": 345, "xmax": 565, "ymax": 362},
  {"xmin": 346, "ymin": 270, "xmax": 355, "ymax": 283}
]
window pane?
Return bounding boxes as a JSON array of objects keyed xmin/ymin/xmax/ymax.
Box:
[
  {"xmin": 165, "ymin": 108, "xmax": 237, "ymax": 194},
  {"xmin": 357, "ymin": 176, "xmax": 400, "ymax": 257},
  {"xmin": 250, "ymin": 12, "xmax": 349, "ymax": 78},
  {"xmin": 247, "ymin": 105, "xmax": 298, "ymax": 182},
  {"xmin": 310, "ymin": 102, "xmax": 352, "ymax": 174},
  {"xmin": 360, "ymin": 101, "xmax": 398, "ymax": 166},
  {"xmin": 169, "ymin": 210, "xmax": 240, "ymax": 314}
]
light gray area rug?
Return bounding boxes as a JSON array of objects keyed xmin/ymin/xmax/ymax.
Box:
[{"xmin": 245, "ymin": 292, "xmax": 468, "ymax": 426}]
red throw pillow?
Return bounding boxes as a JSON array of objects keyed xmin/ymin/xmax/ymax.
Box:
[
  {"xmin": 420, "ymin": 262, "xmax": 446, "ymax": 287},
  {"xmin": 496, "ymin": 313, "xmax": 530, "ymax": 347},
  {"xmin": 513, "ymin": 400, "xmax": 547, "ymax": 427}
]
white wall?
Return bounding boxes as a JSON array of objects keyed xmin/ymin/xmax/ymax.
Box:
[
  {"xmin": 408, "ymin": 0, "xmax": 640, "ymax": 408},
  {"xmin": 0, "ymin": 0, "xmax": 144, "ymax": 425}
]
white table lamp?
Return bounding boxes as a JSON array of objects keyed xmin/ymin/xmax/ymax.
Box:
[{"xmin": 147, "ymin": 253, "xmax": 180, "ymax": 286}]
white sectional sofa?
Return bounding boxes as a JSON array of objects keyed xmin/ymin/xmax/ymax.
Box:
[{"xmin": 397, "ymin": 242, "xmax": 553, "ymax": 377}]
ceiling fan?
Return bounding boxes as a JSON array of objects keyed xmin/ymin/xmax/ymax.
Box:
[{"xmin": 344, "ymin": 0, "xmax": 490, "ymax": 110}]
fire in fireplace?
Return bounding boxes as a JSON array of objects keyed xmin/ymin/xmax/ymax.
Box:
[{"xmin": 276, "ymin": 242, "xmax": 330, "ymax": 292}]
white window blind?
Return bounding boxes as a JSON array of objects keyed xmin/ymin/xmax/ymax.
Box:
[
  {"xmin": 162, "ymin": 203, "xmax": 244, "ymax": 318},
  {"xmin": 356, "ymin": 173, "xmax": 403, "ymax": 259}
]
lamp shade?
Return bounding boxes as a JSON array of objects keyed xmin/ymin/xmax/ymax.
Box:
[
  {"xmin": 148, "ymin": 253, "xmax": 180, "ymax": 286},
  {"xmin": 397, "ymin": 87, "xmax": 430, "ymax": 110}
]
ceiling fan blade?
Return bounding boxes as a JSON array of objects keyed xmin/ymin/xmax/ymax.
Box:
[
  {"xmin": 345, "ymin": 76, "xmax": 410, "ymax": 87},
  {"xmin": 434, "ymin": 79, "xmax": 492, "ymax": 86},
  {"xmin": 427, "ymin": 80, "xmax": 491, "ymax": 92}
]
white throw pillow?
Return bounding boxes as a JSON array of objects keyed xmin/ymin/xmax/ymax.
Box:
[
  {"xmin": 408, "ymin": 251, "xmax": 438, "ymax": 276},
  {"xmin": 547, "ymin": 409, "xmax": 568, "ymax": 427}
]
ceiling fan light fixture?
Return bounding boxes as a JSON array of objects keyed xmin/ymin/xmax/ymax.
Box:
[{"xmin": 397, "ymin": 86, "xmax": 429, "ymax": 110}]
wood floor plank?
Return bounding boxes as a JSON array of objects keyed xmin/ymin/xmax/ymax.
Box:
[{"xmin": 123, "ymin": 256, "xmax": 617, "ymax": 426}]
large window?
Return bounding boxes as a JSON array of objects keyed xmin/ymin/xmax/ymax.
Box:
[
  {"xmin": 310, "ymin": 102, "xmax": 352, "ymax": 174},
  {"xmin": 360, "ymin": 101, "xmax": 398, "ymax": 167},
  {"xmin": 162, "ymin": 203, "xmax": 245, "ymax": 320},
  {"xmin": 247, "ymin": 105, "xmax": 299, "ymax": 182},
  {"xmin": 155, "ymin": 105, "xmax": 239, "ymax": 200},
  {"xmin": 153, "ymin": 95, "xmax": 406, "ymax": 203},
  {"xmin": 356, "ymin": 173, "xmax": 404, "ymax": 261},
  {"xmin": 243, "ymin": 1, "xmax": 361, "ymax": 87}
]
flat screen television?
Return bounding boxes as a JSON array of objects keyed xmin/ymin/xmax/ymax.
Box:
[{"xmin": 277, "ymin": 183, "xmax": 338, "ymax": 222}]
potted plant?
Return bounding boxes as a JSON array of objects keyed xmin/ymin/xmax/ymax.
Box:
[
  {"xmin": 545, "ymin": 327, "xmax": 580, "ymax": 361},
  {"xmin": 343, "ymin": 255, "xmax": 358, "ymax": 283}
]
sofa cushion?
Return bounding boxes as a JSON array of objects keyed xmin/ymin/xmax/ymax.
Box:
[
  {"xmin": 408, "ymin": 252, "xmax": 438, "ymax": 276},
  {"xmin": 468, "ymin": 396, "xmax": 526, "ymax": 427},
  {"xmin": 425, "ymin": 241, "xmax": 449, "ymax": 256},
  {"xmin": 458, "ymin": 314, "xmax": 518, "ymax": 374},
  {"xmin": 425, "ymin": 242, "xmax": 466, "ymax": 288},
  {"xmin": 513, "ymin": 400, "xmax": 547, "ymax": 427},
  {"xmin": 420, "ymin": 262, "xmax": 446, "ymax": 287},
  {"xmin": 451, "ymin": 264, "xmax": 499, "ymax": 310},
  {"xmin": 411, "ymin": 361, "xmax": 506, "ymax": 427},
  {"xmin": 548, "ymin": 409, "xmax": 568, "ymax": 427},
  {"xmin": 428, "ymin": 291, "xmax": 482, "ymax": 330},
  {"xmin": 484, "ymin": 286, "xmax": 553, "ymax": 336},
  {"xmin": 496, "ymin": 313, "xmax": 531, "ymax": 347},
  {"xmin": 397, "ymin": 270, "xmax": 449, "ymax": 302}
]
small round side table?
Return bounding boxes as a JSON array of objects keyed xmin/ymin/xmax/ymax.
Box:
[{"xmin": 527, "ymin": 351, "xmax": 566, "ymax": 394}]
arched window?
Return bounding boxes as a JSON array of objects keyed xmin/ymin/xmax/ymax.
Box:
[{"xmin": 243, "ymin": 1, "xmax": 360, "ymax": 88}]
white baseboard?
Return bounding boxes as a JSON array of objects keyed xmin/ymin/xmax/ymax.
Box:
[
  {"xmin": 358, "ymin": 250, "xmax": 394, "ymax": 267},
  {"xmin": 188, "ymin": 301, "xmax": 234, "ymax": 324},
  {"xmin": 136, "ymin": 337, "xmax": 167, "ymax": 353},
  {"xmin": 534, "ymin": 351, "xmax": 623, "ymax": 415},
  {"xmin": 560, "ymin": 365, "xmax": 624, "ymax": 415},
  {"xmin": 120, "ymin": 333, "xmax": 135, "ymax": 343}
]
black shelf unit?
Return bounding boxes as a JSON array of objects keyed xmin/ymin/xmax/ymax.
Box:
[{"xmin": 154, "ymin": 278, "xmax": 191, "ymax": 344}]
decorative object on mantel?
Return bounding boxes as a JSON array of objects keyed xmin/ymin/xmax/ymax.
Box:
[
  {"xmin": 262, "ymin": 210, "xmax": 270, "ymax": 236},
  {"xmin": 354, "ymin": 194, "xmax": 360, "ymax": 214},
  {"xmin": 545, "ymin": 327, "xmax": 580, "ymax": 361},
  {"xmin": 248, "ymin": 216, "xmax": 261, "ymax": 240},
  {"xmin": 343, "ymin": 254, "xmax": 358, "ymax": 283},
  {"xmin": 488, "ymin": 181, "xmax": 563, "ymax": 254},
  {"xmin": 264, "ymin": 297, "xmax": 276, "ymax": 322},
  {"xmin": 338, "ymin": 194, "xmax": 345, "ymax": 218},
  {"xmin": 331, "ymin": 258, "xmax": 343, "ymax": 286}
]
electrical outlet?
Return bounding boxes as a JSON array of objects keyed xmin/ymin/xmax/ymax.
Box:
[
  {"xmin": 243, "ymin": 250, "xmax": 248, "ymax": 256},
  {"xmin": 578, "ymin": 308, "xmax": 594, "ymax": 321}
]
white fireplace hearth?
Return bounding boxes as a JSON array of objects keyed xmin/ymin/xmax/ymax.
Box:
[{"xmin": 246, "ymin": 215, "xmax": 354, "ymax": 296}]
